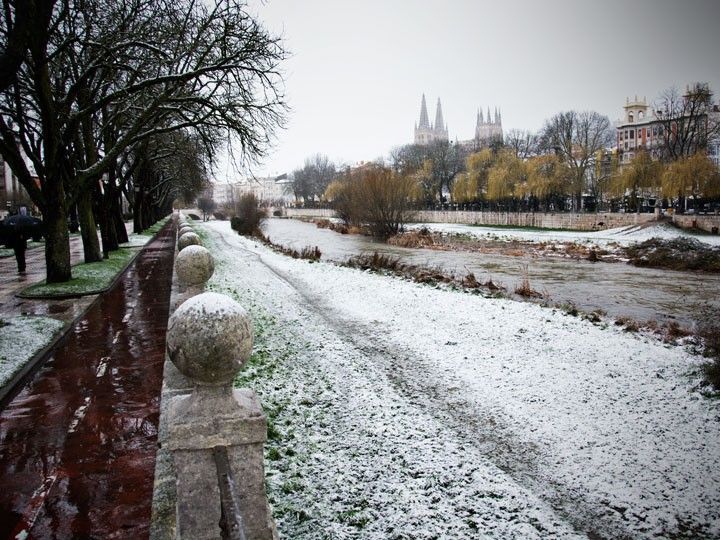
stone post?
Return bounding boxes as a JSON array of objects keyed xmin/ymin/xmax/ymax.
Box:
[
  {"xmin": 178, "ymin": 231, "xmax": 201, "ymax": 251},
  {"xmin": 165, "ymin": 292, "xmax": 276, "ymax": 540},
  {"xmin": 173, "ymin": 244, "xmax": 214, "ymax": 309}
]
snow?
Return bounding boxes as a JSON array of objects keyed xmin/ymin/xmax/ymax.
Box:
[
  {"xmin": 410, "ymin": 221, "xmax": 720, "ymax": 248},
  {"xmin": 201, "ymin": 220, "xmax": 719, "ymax": 539},
  {"xmin": 0, "ymin": 316, "xmax": 64, "ymax": 388}
]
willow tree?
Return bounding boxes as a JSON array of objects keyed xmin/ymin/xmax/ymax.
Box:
[
  {"xmin": 662, "ymin": 152, "xmax": 719, "ymax": 210},
  {"xmin": 613, "ymin": 150, "xmax": 663, "ymax": 213},
  {"xmin": 522, "ymin": 154, "xmax": 569, "ymax": 211},
  {"xmin": 486, "ymin": 150, "xmax": 527, "ymax": 209},
  {"xmin": 451, "ymin": 148, "xmax": 493, "ymax": 203}
]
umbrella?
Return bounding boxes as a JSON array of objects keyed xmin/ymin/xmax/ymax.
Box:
[{"xmin": 3, "ymin": 215, "xmax": 44, "ymax": 239}]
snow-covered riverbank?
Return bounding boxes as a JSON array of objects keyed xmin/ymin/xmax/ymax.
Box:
[
  {"xmin": 411, "ymin": 221, "xmax": 720, "ymax": 248},
  {"xmin": 201, "ymin": 220, "xmax": 720, "ymax": 539}
]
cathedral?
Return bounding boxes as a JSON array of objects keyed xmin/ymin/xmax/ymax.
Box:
[{"xmin": 413, "ymin": 94, "xmax": 503, "ymax": 147}]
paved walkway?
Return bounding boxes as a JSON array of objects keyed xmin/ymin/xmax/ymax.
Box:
[
  {"xmin": 0, "ymin": 224, "xmax": 136, "ymax": 326},
  {"xmin": 0, "ymin": 221, "xmax": 175, "ymax": 538},
  {"xmin": 0, "ymin": 235, "xmax": 97, "ymax": 326}
]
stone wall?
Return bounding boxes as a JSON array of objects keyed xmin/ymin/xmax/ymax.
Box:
[
  {"xmin": 282, "ymin": 208, "xmax": 658, "ymax": 231},
  {"xmin": 406, "ymin": 211, "xmax": 658, "ymax": 230},
  {"xmin": 281, "ymin": 207, "xmax": 720, "ymax": 234},
  {"xmin": 671, "ymin": 214, "xmax": 720, "ymax": 234}
]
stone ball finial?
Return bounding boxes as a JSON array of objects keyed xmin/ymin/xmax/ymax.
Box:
[
  {"xmin": 167, "ymin": 292, "xmax": 254, "ymax": 385},
  {"xmin": 178, "ymin": 231, "xmax": 201, "ymax": 251},
  {"xmin": 179, "ymin": 224, "xmax": 193, "ymax": 235},
  {"xmin": 175, "ymin": 244, "xmax": 214, "ymax": 286}
]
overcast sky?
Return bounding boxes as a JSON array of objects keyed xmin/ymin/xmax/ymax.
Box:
[{"xmin": 219, "ymin": 0, "xmax": 720, "ymax": 181}]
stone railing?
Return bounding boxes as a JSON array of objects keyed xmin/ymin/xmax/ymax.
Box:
[{"xmin": 151, "ymin": 218, "xmax": 277, "ymax": 540}]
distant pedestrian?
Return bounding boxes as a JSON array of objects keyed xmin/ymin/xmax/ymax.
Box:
[{"xmin": 10, "ymin": 229, "xmax": 27, "ymax": 273}]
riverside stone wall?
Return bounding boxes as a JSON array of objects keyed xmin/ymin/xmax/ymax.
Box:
[
  {"xmin": 282, "ymin": 208, "xmax": 658, "ymax": 231},
  {"xmin": 281, "ymin": 207, "xmax": 720, "ymax": 234},
  {"xmin": 671, "ymin": 214, "xmax": 720, "ymax": 234}
]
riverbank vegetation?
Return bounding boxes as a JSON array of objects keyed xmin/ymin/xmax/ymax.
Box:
[{"xmin": 623, "ymin": 237, "xmax": 720, "ymax": 272}]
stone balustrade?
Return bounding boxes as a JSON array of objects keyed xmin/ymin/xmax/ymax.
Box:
[{"xmin": 151, "ymin": 218, "xmax": 276, "ymax": 540}]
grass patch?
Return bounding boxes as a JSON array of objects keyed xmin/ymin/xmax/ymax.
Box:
[
  {"xmin": 20, "ymin": 247, "xmax": 140, "ymax": 298},
  {"xmin": 0, "ymin": 316, "xmax": 65, "ymax": 388}
]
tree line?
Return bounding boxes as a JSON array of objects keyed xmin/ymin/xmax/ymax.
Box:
[
  {"xmin": 288, "ymin": 83, "xmax": 719, "ymax": 223},
  {"xmin": 0, "ymin": 0, "xmax": 286, "ymax": 282}
]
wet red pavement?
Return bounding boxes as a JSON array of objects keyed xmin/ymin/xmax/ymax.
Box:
[{"xmin": 0, "ymin": 222, "xmax": 175, "ymax": 539}]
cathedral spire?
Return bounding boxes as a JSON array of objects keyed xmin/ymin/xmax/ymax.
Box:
[
  {"xmin": 434, "ymin": 98, "xmax": 445, "ymax": 134},
  {"xmin": 487, "ymin": 107, "xmax": 491, "ymax": 125},
  {"xmin": 418, "ymin": 94, "xmax": 430, "ymax": 129},
  {"xmin": 478, "ymin": 108, "xmax": 484, "ymax": 124}
]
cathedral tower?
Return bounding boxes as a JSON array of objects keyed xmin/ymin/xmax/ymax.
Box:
[
  {"xmin": 414, "ymin": 94, "xmax": 448, "ymax": 145},
  {"xmin": 474, "ymin": 105, "xmax": 503, "ymax": 144}
]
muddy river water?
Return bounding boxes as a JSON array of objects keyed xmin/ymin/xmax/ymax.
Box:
[{"xmin": 261, "ymin": 218, "xmax": 720, "ymax": 326}]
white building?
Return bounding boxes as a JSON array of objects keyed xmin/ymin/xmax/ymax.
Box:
[
  {"xmin": 0, "ymin": 155, "xmax": 35, "ymax": 218},
  {"xmin": 215, "ymin": 175, "xmax": 294, "ymax": 208},
  {"xmin": 615, "ymin": 91, "xmax": 720, "ymax": 166}
]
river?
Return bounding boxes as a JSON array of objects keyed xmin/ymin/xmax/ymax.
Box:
[{"xmin": 261, "ymin": 218, "xmax": 720, "ymax": 326}]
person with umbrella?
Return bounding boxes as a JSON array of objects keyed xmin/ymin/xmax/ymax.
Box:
[{"xmin": 5, "ymin": 208, "xmax": 33, "ymax": 273}]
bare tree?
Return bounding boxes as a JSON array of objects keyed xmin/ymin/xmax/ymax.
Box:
[
  {"xmin": 653, "ymin": 83, "xmax": 720, "ymax": 162},
  {"xmin": 504, "ymin": 129, "xmax": 538, "ymax": 159},
  {"xmin": 0, "ymin": 0, "xmax": 287, "ymax": 282},
  {"xmin": 540, "ymin": 110, "xmax": 613, "ymax": 211},
  {"xmin": 290, "ymin": 154, "xmax": 336, "ymax": 205},
  {"xmin": 327, "ymin": 164, "xmax": 416, "ymax": 237},
  {"xmin": 0, "ymin": 0, "xmax": 55, "ymax": 92}
]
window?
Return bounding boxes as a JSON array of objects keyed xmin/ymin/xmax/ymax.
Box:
[
  {"xmin": 628, "ymin": 112, "xmax": 634, "ymax": 122},
  {"xmin": 630, "ymin": 130, "xmax": 634, "ymax": 139}
]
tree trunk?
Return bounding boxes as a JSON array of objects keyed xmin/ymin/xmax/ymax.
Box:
[
  {"xmin": 133, "ymin": 189, "xmax": 143, "ymax": 233},
  {"xmin": 112, "ymin": 193, "xmax": 129, "ymax": 244},
  {"xmin": 77, "ymin": 188, "xmax": 102, "ymax": 263},
  {"xmin": 42, "ymin": 180, "xmax": 72, "ymax": 283}
]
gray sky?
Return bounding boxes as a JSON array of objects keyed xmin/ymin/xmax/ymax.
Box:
[{"xmin": 223, "ymin": 0, "xmax": 720, "ymax": 180}]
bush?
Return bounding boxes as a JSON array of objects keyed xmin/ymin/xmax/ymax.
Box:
[
  {"xmin": 324, "ymin": 165, "xmax": 417, "ymax": 238},
  {"xmin": 230, "ymin": 193, "xmax": 267, "ymax": 236},
  {"xmin": 624, "ymin": 237, "xmax": 720, "ymax": 272}
]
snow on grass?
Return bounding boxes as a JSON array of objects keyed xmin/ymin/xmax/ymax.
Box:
[
  {"xmin": 0, "ymin": 316, "xmax": 64, "ymax": 388},
  {"xmin": 21, "ymin": 247, "xmax": 139, "ymax": 297},
  {"xmin": 202, "ymin": 221, "xmax": 720, "ymax": 539},
  {"xmin": 411, "ymin": 221, "xmax": 720, "ymax": 248}
]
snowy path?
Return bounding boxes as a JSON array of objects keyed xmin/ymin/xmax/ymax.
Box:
[{"xmin": 202, "ymin": 221, "xmax": 719, "ymax": 539}]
